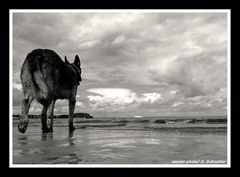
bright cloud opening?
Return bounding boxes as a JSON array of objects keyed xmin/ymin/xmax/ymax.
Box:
[
  {"xmin": 142, "ymin": 92, "xmax": 161, "ymax": 103},
  {"xmin": 87, "ymin": 88, "xmax": 162, "ymax": 112}
]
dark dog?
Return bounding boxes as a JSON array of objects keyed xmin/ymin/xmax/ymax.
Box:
[{"xmin": 18, "ymin": 49, "xmax": 82, "ymax": 133}]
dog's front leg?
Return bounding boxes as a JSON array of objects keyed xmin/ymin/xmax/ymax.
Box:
[
  {"xmin": 68, "ymin": 98, "xmax": 76, "ymax": 131},
  {"xmin": 41, "ymin": 105, "xmax": 49, "ymax": 133}
]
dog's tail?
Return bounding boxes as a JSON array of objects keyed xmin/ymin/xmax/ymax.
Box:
[{"xmin": 26, "ymin": 54, "xmax": 52, "ymax": 105}]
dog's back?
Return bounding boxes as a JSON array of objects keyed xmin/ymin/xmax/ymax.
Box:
[{"xmin": 21, "ymin": 49, "xmax": 63, "ymax": 106}]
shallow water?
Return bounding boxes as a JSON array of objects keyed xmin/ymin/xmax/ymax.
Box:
[{"xmin": 12, "ymin": 119, "xmax": 227, "ymax": 164}]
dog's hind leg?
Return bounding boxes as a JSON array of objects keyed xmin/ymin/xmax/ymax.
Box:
[
  {"xmin": 47, "ymin": 99, "xmax": 56, "ymax": 132},
  {"xmin": 18, "ymin": 94, "xmax": 34, "ymax": 133}
]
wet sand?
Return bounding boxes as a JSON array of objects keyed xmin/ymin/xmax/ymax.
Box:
[{"xmin": 12, "ymin": 117, "xmax": 227, "ymax": 165}]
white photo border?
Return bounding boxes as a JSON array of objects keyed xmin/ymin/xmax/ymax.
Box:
[{"xmin": 9, "ymin": 9, "xmax": 231, "ymax": 168}]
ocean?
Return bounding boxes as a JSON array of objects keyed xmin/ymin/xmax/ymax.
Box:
[{"xmin": 12, "ymin": 116, "xmax": 227, "ymax": 165}]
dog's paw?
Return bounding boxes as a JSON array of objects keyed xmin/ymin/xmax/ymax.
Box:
[
  {"xmin": 42, "ymin": 127, "xmax": 51, "ymax": 133},
  {"xmin": 48, "ymin": 127, "xmax": 53, "ymax": 133},
  {"xmin": 47, "ymin": 124, "xmax": 53, "ymax": 133},
  {"xmin": 18, "ymin": 122, "xmax": 28, "ymax": 134},
  {"xmin": 69, "ymin": 125, "xmax": 76, "ymax": 131}
]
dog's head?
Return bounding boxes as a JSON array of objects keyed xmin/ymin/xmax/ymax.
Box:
[{"xmin": 64, "ymin": 55, "xmax": 82, "ymax": 85}]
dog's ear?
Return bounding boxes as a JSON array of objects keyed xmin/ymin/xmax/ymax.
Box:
[
  {"xmin": 74, "ymin": 55, "xmax": 81, "ymax": 67},
  {"xmin": 65, "ymin": 56, "xmax": 70, "ymax": 64}
]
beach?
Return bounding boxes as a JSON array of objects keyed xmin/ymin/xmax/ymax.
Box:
[{"xmin": 12, "ymin": 117, "xmax": 227, "ymax": 165}]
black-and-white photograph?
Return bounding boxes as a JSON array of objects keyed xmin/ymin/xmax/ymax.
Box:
[{"xmin": 10, "ymin": 10, "xmax": 230, "ymax": 167}]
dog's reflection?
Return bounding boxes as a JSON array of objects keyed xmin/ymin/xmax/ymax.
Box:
[
  {"xmin": 41, "ymin": 133, "xmax": 53, "ymax": 141},
  {"xmin": 41, "ymin": 130, "xmax": 75, "ymax": 146},
  {"xmin": 68, "ymin": 129, "xmax": 75, "ymax": 146}
]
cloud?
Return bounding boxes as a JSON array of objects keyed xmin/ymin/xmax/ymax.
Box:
[
  {"xmin": 149, "ymin": 56, "xmax": 207, "ymax": 97},
  {"xmin": 13, "ymin": 82, "xmax": 22, "ymax": 90},
  {"xmin": 13, "ymin": 87, "xmax": 23, "ymax": 106},
  {"xmin": 87, "ymin": 88, "xmax": 137, "ymax": 104},
  {"xmin": 169, "ymin": 90, "xmax": 177, "ymax": 95},
  {"xmin": 87, "ymin": 88, "xmax": 163, "ymax": 112},
  {"xmin": 142, "ymin": 92, "xmax": 161, "ymax": 103},
  {"xmin": 29, "ymin": 102, "xmax": 42, "ymax": 114},
  {"xmin": 112, "ymin": 35, "xmax": 125, "ymax": 45},
  {"xmin": 171, "ymin": 101, "xmax": 184, "ymax": 107},
  {"xmin": 76, "ymin": 101, "xmax": 85, "ymax": 108},
  {"xmin": 78, "ymin": 40, "xmax": 101, "ymax": 49},
  {"xmin": 12, "ymin": 12, "xmax": 228, "ymax": 116}
]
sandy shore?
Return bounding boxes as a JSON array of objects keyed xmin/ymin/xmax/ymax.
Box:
[{"xmin": 12, "ymin": 117, "xmax": 227, "ymax": 165}]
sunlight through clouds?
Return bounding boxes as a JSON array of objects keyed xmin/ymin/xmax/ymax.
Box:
[{"xmin": 87, "ymin": 88, "xmax": 162, "ymax": 112}]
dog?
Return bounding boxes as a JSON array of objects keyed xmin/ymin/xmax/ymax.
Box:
[{"xmin": 18, "ymin": 49, "xmax": 82, "ymax": 133}]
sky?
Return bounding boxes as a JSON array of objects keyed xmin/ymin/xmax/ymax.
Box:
[{"xmin": 12, "ymin": 11, "xmax": 229, "ymax": 117}]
